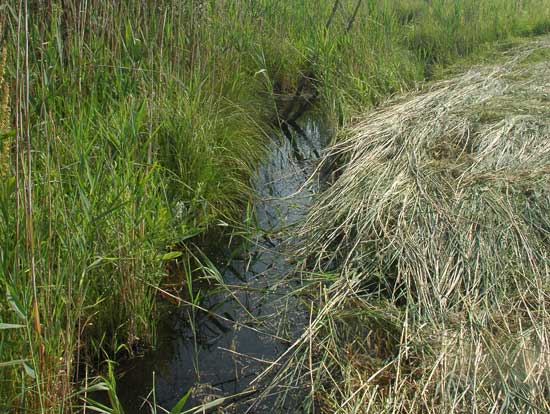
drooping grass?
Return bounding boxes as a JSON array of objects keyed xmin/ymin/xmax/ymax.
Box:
[
  {"xmin": 0, "ymin": 1, "xmax": 549, "ymax": 412},
  {"xmin": 0, "ymin": 3, "xmax": 267, "ymax": 410},
  {"xmin": 288, "ymin": 38, "xmax": 550, "ymax": 413}
]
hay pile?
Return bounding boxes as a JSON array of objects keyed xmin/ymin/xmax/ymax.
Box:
[{"xmin": 290, "ymin": 38, "xmax": 549, "ymax": 413}]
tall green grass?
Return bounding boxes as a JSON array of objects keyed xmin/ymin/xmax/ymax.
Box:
[{"xmin": 1, "ymin": 1, "xmax": 549, "ymax": 412}]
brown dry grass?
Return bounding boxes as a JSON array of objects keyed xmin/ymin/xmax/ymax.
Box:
[
  {"xmin": 0, "ymin": 25, "xmax": 11, "ymax": 177},
  {"xmin": 266, "ymin": 36, "xmax": 550, "ymax": 414}
]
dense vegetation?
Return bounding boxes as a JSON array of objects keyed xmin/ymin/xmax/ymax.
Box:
[{"xmin": 0, "ymin": 0, "xmax": 549, "ymax": 412}]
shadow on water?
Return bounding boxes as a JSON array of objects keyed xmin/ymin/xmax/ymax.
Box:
[{"xmin": 115, "ymin": 118, "xmax": 330, "ymax": 413}]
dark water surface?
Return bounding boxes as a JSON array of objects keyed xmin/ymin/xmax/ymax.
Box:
[{"xmin": 116, "ymin": 119, "xmax": 328, "ymax": 413}]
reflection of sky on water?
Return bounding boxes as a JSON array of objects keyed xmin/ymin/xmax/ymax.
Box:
[{"xmin": 116, "ymin": 118, "xmax": 328, "ymax": 413}]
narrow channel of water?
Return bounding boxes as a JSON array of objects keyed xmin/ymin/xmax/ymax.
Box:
[{"xmin": 116, "ymin": 118, "xmax": 328, "ymax": 413}]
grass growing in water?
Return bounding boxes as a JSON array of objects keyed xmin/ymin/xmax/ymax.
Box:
[{"xmin": 0, "ymin": 1, "xmax": 549, "ymax": 412}]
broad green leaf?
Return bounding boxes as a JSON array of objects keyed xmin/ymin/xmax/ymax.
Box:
[
  {"xmin": 23, "ymin": 362, "xmax": 36, "ymax": 378},
  {"xmin": 161, "ymin": 251, "xmax": 182, "ymax": 261},
  {"xmin": 170, "ymin": 388, "xmax": 192, "ymax": 414},
  {"xmin": 0, "ymin": 129, "xmax": 16, "ymax": 141}
]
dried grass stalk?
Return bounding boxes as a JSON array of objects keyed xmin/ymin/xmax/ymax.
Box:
[{"xmin": 283, "ymin": 38, "xmax": 550, "ymax": 414}]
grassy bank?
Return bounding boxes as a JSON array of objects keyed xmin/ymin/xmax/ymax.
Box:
[
  {"xmin": 0, "ymin": 1, "xmax": 549, "ymax": 412},
  {"xmin": 291, "ymin": 37, "xmax": 550, "ymax": 413}
]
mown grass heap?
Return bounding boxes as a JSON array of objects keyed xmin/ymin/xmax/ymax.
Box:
[
  {"xmin": 291, "ymin": 38, "xmax": 550, "ymax": 413},
  {"xmin": 0, "ymin": 0, "xmax": 549, "ymax": 412}
]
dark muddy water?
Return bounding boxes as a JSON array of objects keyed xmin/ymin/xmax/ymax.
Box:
[{"xmin": 116, "ymin": 118, "xmax": 328, "ymax": 413}]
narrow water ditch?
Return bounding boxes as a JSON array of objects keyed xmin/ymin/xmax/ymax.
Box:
[{"xmin": 115, "ymin": 118, "xmax": 330, "ymax": 413}]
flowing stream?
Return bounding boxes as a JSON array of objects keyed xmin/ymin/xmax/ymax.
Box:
[{"xmin": 116, "ymin": 118, "xmax": 329, "ymax": 413}]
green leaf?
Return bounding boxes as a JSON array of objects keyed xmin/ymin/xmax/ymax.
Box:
[
  {"xmin": 82, "ymin": 400, "xmax": 113, "ymax": 414},
  {"xmin": 1, "ymin": 176, "xmax": 16, "ymax": 196},
  {"xmin": 0, "ymin": 323, "xmax": 25, "ymax": 329},
  {"xmin": 86, "ymin": 256, "xmax": 118, "ymax": 271},
  {"xmin": 0, "ymin": 129, "xmax": 16, "ymax": 141},
  {"xmin": 170, "ymin": 388, "xmax": 192, "ymax": 414},
  {"xmin": 23, "ymin": 362, "xmax": 36, "ymax": 378},
  {"xmin": 0, "ymin": 359, "xmax": 27, "ymax": 368},
  {"xmin": 161, "ymin": 251, "xmax": 182, "ymax": 261},
  {"xmin": 6, "ymin": 287, "xmax": 26, "ymax": 321},
  {"xmin": 184, "ymin": 396, "xmax": 229, "ymax": 414},
  {"xmin": 81, "ymin": 383, "xmax": 110, "ymax": 393}
]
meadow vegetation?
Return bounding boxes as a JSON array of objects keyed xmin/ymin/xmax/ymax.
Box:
[{"xmin": 0, "ymin": 0, "xmax": 548, "ymax": 412}]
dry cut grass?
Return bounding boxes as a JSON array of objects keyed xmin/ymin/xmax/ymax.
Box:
[
  {"xmin": 276, "ymin": 37, "xmax": 550, "ymax": 413},
  {"xmin": 0, "ymin": 24, "xmax": 10, "ymax": 176}
]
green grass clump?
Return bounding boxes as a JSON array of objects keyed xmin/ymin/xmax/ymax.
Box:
[
  {"xmin": 0, "ymin": 1, "xmax": 549, "ymax": 412},
  {"xmin": 291, "ymin": 38, "xmax": 550, "ymax": 413}
]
